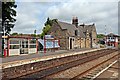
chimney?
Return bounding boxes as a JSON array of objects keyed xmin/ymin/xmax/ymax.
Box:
[
  {"xmin": 92, "ymin": 23, "xmax": 95, "ymax": 26},
  {"xmin": 72, "ymin": 17, "xmax": 78, "ymax": 28}
]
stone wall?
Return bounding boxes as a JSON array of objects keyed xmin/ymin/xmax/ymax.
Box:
[
  {"xmin": 47, "ymin": 21, "xmax": 97, "ymax": 50},
  {"xmin": 81, "ymin": 38, "xmax": 85, "ymax": 48},
  {"xmin": 86, "ymin": 38, "xmax": 91, "ymax": 48},
  {"xmin": 47, "ymin": 22, "xmax": 69, "ymax": 50},
  {"xmin": 74, "ymin": 38, "xmax": 80, "ymax": 49},
  {"xmin": 92, "ymin": 26, "xmax": 97, "ymax": 44}
]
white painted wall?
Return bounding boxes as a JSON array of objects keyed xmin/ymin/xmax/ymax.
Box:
[
  {"xmin": 9, "ymin": 49, "xmax": 20, "ymax": 56},
  {"xmin": 115, "ymin": 37, "xmax": 118, "ymax": 42},
  {"xmin": 28, "ymin": 48, "xmax": 36, "ymax": 54}
]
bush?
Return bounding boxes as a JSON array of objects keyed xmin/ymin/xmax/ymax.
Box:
[{"xmin": 118, "ymin": 44, "xmax": 120, "ymax": 48}]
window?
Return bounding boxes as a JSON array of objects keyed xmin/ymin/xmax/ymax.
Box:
[
  {"xmin": 83, "ymin": 32, "xmax": 86, "ymax": 36},
  {"xmin": 22, "ymin": 45, "xmax": 28, "ymax": 48},
  {"xmin": 30, "ymin": 45, "xmax": 36, "ymax": 48},
  {"xmin": 75, "ymin": 30, "xmax": 78, "ymax": 36},
  {"xmin": 30, "ymin": 40, "xmax": 36, "ymax": 44},
  {"xmin": 10, "ymin": 45, "xmax": 19, "ymax": 49},
  {"xmin": 10, "ymin": 40, "xmax": 19, "ymax": 44}
]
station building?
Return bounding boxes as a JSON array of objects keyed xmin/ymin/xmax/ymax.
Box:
[{"xmin": 47, "ymin": 17, "xmax": 97, "ymax": 50}]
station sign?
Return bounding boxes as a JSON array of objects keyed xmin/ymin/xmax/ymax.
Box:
[{"xmin": 45, "ymin": 35, "xmax": 54, "ymax": 39}]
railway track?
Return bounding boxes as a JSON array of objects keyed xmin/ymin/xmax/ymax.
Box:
[
  {"xmin": 17, "ymin": 49, "xmax": 118, "ymax": 79},
  {"xmin": 71, "ymin": 52, "xmax": 119, "ymax": 80},
  {"xmin": 2, "ymin": 49, "xmax": 110, "ymax": 79}
]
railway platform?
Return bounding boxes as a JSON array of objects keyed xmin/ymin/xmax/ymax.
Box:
[{"xmin": 0, "ymin": 48, "xmax": 106, "ymax": 69}]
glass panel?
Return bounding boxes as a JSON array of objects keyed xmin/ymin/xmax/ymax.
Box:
[
  {"xmin": 30, "ymin": 45, "xmax": 36, "ymax": 48},
  {"xmin": 10, "ymin": 40, "xmax": 19, "ymax": 44},
  {"xmin": 30, "ymin": 39, "xmax": 36, "ymax": 44},
  {"xmin": 22, "ymin": 45, "xmax": 28, "ymax": 48},
  {"xmin": 10, "ymin": 45, "xmax": 19, "ymax": 49}
]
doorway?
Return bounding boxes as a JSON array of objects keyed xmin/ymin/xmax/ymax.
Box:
[
  {"xmin": 70, "ymin": 38, "xmax": 72, "ymax": 49},
  {"xmin": 20, "ymin": 39, "xmax": 28, "ymax": 54}
]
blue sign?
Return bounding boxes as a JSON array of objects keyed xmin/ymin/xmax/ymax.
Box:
[
  {"xmin": 38, "ymin": 39, "xmax": 60, "ymax": 48},
  {"xmin": 45, "ymin": 35, "xmax": 54, "ymax": 39}
]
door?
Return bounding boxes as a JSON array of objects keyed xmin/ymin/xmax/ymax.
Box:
[
  {"xmin": 20, "ymin": 40, "xmax": 23, "ymax": 54},
  {"xmin": 70, "ymin": 38, "xmax": 72, "ymax": 49},
  {"xmin": 20, "ymin": 39, "xmax": 28, "ymax": 54}
]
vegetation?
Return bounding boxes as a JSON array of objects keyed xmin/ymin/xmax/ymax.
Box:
[
  {"xmin": 11, "ymin": 33, "xmax": 41, "ymax": 37},
  {"xmin": 2, "ymin": 1, "xmax": 17, "ymax": 35},
  {"xmin": 97, "ymin": 34, "xmax": 105, "ymax": 38},
  {"xmin": 11, "ymin": 32, "xmax": 18, "ymax": 36},
  {"xmin": 97, "ymin": 40, "xmax": 105, "ymax": 45},
  {"xmin": 119, "ymin": 43, "xmax": 120, "ymax": 49},
  {"xmin": 45, "ymin": 17, "xmax": 53, "ymax": 26},
  {"xmin": 40, "ymin": 25, "xmax": 51, "ymax": 39},
  {"xmin": 40, "ymin": 17, "xmax": 57, "ymax": 39}
]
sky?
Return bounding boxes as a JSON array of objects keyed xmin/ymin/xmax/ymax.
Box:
[{"xmin": 11, "ymin": 0, "xmax": 119, "ymax": 35}]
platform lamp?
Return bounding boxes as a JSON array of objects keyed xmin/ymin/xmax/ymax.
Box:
[{"xmin": 34, "ymin": 29, "xmax": 37, "ymax": 53}]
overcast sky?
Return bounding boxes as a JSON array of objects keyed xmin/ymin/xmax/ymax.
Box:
[{"xmin": 11, "ymin": 0, "xmax": 119, "ymax": 35}]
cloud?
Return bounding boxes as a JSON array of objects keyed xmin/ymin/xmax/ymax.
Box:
[
  {"xmin": 12, "ymin": 2, "xmax": 45, "ymax": 34},
  {"xmin": 45, "ymin": 1, "xmax": 118, "ymax": 34},
  {"xmin": 12, "ymin": 0, "xmax": 118, "ymax": 35}
]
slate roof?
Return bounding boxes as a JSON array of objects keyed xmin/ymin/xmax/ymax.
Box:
[
  {"xmin": 57, "ymin": 21, "xmax": 77, "ymax": 36},
  {"xmin": 58, "ymin": 21, "xmax": 86, "ymax": 37},
  {"xmin": 106, "ymin": 33, "xmax": 119, "ymax": 37},
  {"xmin": 79, "ymin": 24, "xmax": 96, "ymax": 33},
  {"xmin": 78, "ymin": 26, "xmax": 86, "ymax": 38},
  {"xmin": 55, "ymin": 21, "xmax": 96, "ymax": 38}
]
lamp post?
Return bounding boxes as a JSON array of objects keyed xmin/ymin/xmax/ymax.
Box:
[
  {"xmin": 3, "ymin": 19, "xmax": 9, "ymax": 57},
  {"xmin": 0, "ymin": 19, "xmax": 2, "ymax": 56}
]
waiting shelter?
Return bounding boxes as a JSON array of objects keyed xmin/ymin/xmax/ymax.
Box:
[{"xmin": 2, "ymin": 35, "xmax": 38, "ymax": 57}]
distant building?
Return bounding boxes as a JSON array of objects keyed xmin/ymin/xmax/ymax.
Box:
[
  {"xmin": 47, "ymin": 17, "xmax": 97, "ymax": 50},
  {"xmin": 106, "ymin": 33, "xmax": 119, "ymax": 48}
]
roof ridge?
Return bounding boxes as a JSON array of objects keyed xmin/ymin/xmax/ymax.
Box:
[{"xmin": 57, "ymin": 20, "xmax": 75, "ymax": 26}]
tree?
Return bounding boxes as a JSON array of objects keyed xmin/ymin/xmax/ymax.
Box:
[
  {"xmin": 11, "ymin": 32, "xmax": 18, "ymax": 35},
  {"xmin": 2, "ymin": 1, "xmax": 17, "ymax": 35},
  {"xmin": 43, "ymin": 25, "xmax": 51, "ymax": 34},
  {"xmin": 40, "ymin": 18, "xmax": 57, "ymax": 39},
  {"xmin": 40, "ymin": 25, "xmax": 51, "ymax": 39},
  {"xmin": 97, "ymin": 34, "xmax": 105, "ymax": 38},
  {"xmin": 31, "ymin": 34, "xmax": 36, "ymax": 37},
  {"xmin": 45, "ymin": 17, "xmax": 54, "ymax": 26}
]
